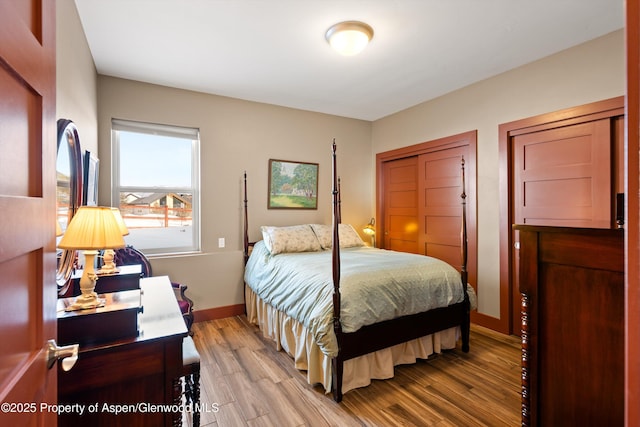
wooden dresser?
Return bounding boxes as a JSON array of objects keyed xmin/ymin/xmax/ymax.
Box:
[
  {"xmin": 58, "ymin": 276, "xmax": 188, "ymax": 426},
  {"xmin": 515, "ymin": 225, "xmax": 624, "ymax": 426}
]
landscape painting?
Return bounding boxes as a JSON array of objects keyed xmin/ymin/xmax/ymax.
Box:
[{"xmin": 268, "ymin": 159, "xmax": 318, "ymax": 209}]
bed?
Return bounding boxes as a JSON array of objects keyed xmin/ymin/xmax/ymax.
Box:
[{"xmin": 243, "ymin": 141, "xmax": 473, "ymax": 402}]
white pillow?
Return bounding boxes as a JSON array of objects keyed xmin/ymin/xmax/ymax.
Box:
[
  {"xmin": 260, "ymin": 225, "xmax": 322, "ymax": 255},
  {"xmin": 309, "ymin": 224, "xmax": 332, "ymax": 249},
  {"xmin": 310, "ymin": 223, "xmax": 365, "ymax": 249}
]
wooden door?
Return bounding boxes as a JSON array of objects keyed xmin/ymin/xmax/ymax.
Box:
[
  {"xmin": 0, "ymin": 1, "xmax": 58, "ymax": 425},
  {"xmin": 513, "ymin": 119, "xmax": 612, "ymax": 228},
  {"xmin": 381, "ymin": 156, "xmax": 419, "ymax": 253},
  {"xmin": 377, "ymin": 131, "xmax": 478, "ymax": 323},
  {"xmin": 417, "ymin": 146, "xmax": 468, "ymax": 269},
  {"xmin": 511, "ymin": 117, "xmax": 615, "ymax": 334}
]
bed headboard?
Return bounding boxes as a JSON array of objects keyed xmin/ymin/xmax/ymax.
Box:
[{"xmin": 242, "ymin": 142, "xmax": 468, "ymax": 294}]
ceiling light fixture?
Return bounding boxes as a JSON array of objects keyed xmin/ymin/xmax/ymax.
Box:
[{"xmin": 325, "ymin": 21, "xmax": 374, "ymax": 56}]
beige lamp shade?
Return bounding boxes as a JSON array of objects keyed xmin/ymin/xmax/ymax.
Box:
[
  {"xmin": 58, "ymin": 206, "xmax": 127, "ymax": 250},
  {"xmin": 110, "ymin": 207, "xmax": 130, "ymax": 236},
  {"xmin": 98, "ymin": 207, "xmax": 130, "ymax": 274}
]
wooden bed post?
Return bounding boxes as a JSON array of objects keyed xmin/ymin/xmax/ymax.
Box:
[
  {"xmin": 337, "ymin": 177, "xmax": 342, "ymax": 224},
  {"xmin": 330, "ymin": 140, "xmax": 345, "ymax": 402},
  {"xmin": 243, "ymin": 171, "xmax": 250, "ymax": 314},
  {"xmin": 243, "ymin": 171, "xmax": 249, "ymax": 265},
  {"xmin": 460, "ymin": 157, "xmax": 471, "ymax": 352}
]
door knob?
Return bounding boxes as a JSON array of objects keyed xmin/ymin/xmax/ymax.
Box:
[{"xmin": 46, "ymin": 339, "xmax": 79, "ymax": 371}]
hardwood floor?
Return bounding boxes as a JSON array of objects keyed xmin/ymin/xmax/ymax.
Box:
[{"xmin": 183, "ymin": 316, "xmax": 521, "ymax": 427}]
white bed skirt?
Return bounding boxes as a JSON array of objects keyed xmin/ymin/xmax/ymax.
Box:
[{"xmin": 245, "ymin": 285, "xmax": 458, "ymax": 395}]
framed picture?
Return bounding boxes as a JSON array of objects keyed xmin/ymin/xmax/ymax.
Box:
[
  {"xmin": 82, "ymin": 150, "xmax": 99, "ymax": 206},
  {"xmin": 268, "ymin": 159, "xmax": 319, "ymax": 209}
]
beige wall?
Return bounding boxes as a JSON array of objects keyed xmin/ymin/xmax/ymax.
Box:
[
  {"xmin": 56, "ymin": 0, "xmax": 98, "ymax": 275},
  {"xmin": 371, "ymin": 30, "xmax": 625, "ymax": 319},
  {"xmin": 97, "ymin": 77, "xmax": 373, "ymax": 310},
  {"xmin": 56, "ymin": 0, "xmax": 98, "ymax": 154}
]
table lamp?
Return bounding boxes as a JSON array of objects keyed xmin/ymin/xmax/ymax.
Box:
[
  {"xmin": 57, "ymin": 206, "xmax": 126, "ymax": 311},
  {"xmin": 363, "ymin": 218, "xmax": 376, "ymax": 247},
  {"xmin": 99, "ymin": 207, "xmax": 129, "ymax": 274}
]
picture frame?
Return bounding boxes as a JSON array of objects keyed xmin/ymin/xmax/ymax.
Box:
[
  {"xmin": 268, "ymin": 159, "xmax": 319, "ymax": 209},
  {"xmin": 82, "ymin": 150, "xmax": 99, "ymax": 206}
]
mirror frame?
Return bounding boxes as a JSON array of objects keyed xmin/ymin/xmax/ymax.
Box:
[{"xmin": 56, "ymin": 119, "xmax": 83, "ymax": 292}]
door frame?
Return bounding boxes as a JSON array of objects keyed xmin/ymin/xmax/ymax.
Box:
[
  {"xmin": 498, "ymin": 96, "xmax": 625, "ymax": 335},
  {"xmin": 625, "ymin": 0, "xmax": 640, "ymax": 424}
]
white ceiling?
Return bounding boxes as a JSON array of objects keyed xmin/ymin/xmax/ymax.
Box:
[{"xmin": 74, "ymin": 0, "xmax": 624, "ymax": 121}]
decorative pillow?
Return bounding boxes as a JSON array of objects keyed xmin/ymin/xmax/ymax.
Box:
[
  {"xmin": 260, "ymin": 225, "xmax": 322, "ymax": 255},
  {"xmin": 310, "ymin": 223, "xmax": 365, "ymax": 249},
  {"xmin": 338, "ymin": 224, "xmax": 366, "ymax": 248},
  {"xmin": 309, "ymin": 224, "xmax": 332, "ymax": 249}
]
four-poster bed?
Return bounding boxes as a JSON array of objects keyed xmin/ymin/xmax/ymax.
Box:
[{"xmin": 243, "ymin": 141, "xmax": 471, "ymax": 402}]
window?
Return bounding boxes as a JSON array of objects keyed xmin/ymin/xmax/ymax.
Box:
[{"xmin": 111, "ymin": 119, "xmax": 200, "ymax": 255}]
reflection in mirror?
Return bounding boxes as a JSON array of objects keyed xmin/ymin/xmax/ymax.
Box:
[{"xmin": 56, "ymin": 119, "xmax": 83, "ymax": 293}]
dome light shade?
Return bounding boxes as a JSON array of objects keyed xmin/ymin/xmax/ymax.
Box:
[{"xmin": 325, "ymin": 21, "xmax": 374, "ymax": 56}]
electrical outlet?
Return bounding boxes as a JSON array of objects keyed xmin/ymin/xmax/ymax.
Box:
[{"xmin": 218, "ymin": 237, "xmax": 225, "ymax": 248}]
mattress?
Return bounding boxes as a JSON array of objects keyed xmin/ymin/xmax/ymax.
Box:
[{"xmin": 244, "ymin": 240, "xmax": 471, "ymax": 358}]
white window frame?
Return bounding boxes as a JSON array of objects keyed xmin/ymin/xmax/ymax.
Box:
[{"xmin": 111, "ymin": 119, "xmax": 201, "ymax": 255}]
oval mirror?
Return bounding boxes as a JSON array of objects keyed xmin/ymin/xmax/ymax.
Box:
[{"xmin": 56, "ymin": 119, "xmax": 83, "ymax": 293}]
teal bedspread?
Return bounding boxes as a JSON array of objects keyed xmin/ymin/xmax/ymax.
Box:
[{"xmin": 244, "ymin": 240, "xmax": 467, "ymax": 357}]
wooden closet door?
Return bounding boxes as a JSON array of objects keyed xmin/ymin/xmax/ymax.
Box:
[
  {"xmin": 377, "ymin": 131, "xmax": 477, "ymax": 310},
  {"xmin": 513, "ymin": 119, "xmax": 612, "ymax": 228},
  {"xmin": 511, "ymin": 117, "xmax": 614, "ymax": 335},
  {"xmin": 417, "ymin": 146, "xmax": 468, "ymax": 269},
  {"xmin": 381, "ymin": 156, "xmax": 419, "ymax": 253}
]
